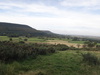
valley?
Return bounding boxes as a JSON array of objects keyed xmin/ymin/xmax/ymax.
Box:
[{"xmin": 0, "ymin": 22, "xmax": 100, "ymax": 75}]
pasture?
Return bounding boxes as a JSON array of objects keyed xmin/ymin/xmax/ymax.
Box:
[
  {"xmin": 0, "ymin": 36, "xmax": 84, "ymax": 47},
  {"xmin": 1, "ymin": 50, "xmax": 100, "ymax": 75},
  {"xmin": 0, "ymin": 36, "xmax": 100, "ymax": 75}
]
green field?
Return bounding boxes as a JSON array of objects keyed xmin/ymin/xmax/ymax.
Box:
[
  {"xmin": 1, "ymin": 36, "xmax": 100, "ymax": 75},
  {"xmin": 0, "ymin": 36, "xmax": 84, "ymax": 48},
  {"xmin": 0, "ymin": 36, "xmax": 9, "ymax": 41},
  {"xmin": 0, "ymin": 36, "xmax": 47, "ymax": 43},
  {"xmin": 1, "ymin": 50, "xmax": 100, "ymax": 75},
  {"xmin": 69, "ymin": 40, "xmax": 85, "ymax": 44}
]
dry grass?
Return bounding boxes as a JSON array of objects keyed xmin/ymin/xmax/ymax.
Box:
[
  {"xmin": 46, "ymin": 40, "xmax": 83, "ymax": 48},
  {"xmin": 19, "ymin": 70, "xmax": 46, "ymax": 75}
]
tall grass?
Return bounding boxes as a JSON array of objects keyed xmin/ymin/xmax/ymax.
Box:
[
  {"xmin": 82, "ymin": 52, "xmax": 100, "ymax": 65},
  {"xmin": 0, "ymin": 50, "xmax": 100, "ymax": 75}
]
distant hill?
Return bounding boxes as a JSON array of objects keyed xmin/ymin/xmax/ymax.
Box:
[
  {"xmin": 0, "ymin": 22, "xmax": 57, "ymax": 37},
  {"xmin": 40, "ymin": 30, "xmax": 54, "ymax": 34}
]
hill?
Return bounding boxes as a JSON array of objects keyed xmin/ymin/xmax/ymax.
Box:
[{"xmin": 0, "ymin": 22, "xmax": 56, "ymax": 37}]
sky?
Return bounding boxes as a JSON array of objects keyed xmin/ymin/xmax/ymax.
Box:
[{"xmin": 0, "ymin": 0, "xmax": 100, "ymax": 36}]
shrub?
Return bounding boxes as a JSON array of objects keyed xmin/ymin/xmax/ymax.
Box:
[
  {"xmin": 0, "ymin": 41, "xmax": 57, "ymax": 62},
  {"xmin": 0, "ymin": 63, "xmax": 15, "ymax": 75},
  {"xmin": 70, "ymin": 46, "xmax": 77, "ymax": 50},
  {"xmin": 0, "ymin": 63, "xmax": 7, "ymax": 75},
  {"xmin": 24, "ymin": 38, "xmax": 28, "ymax": 41},
  {"xmin": 48, "ymin": 47, "xmax": 55, "ymax": 53},
  {"xmin": 0, "ymin": 41, "xmax": 70, "ymax": 62},
  {"xmin": 36, "ymin": 71, "xmax": 45, "ymax": 75},
  {"xmin": 19, "ymin": 41, "xmax": 25, "ymax": 44},
  {"xmin": 82, "ymin": 53, "xmax": 100, "ymax": 65},
  {"xmin": 56, "ymin": 44, "xmax": 69, "ymax": 51},
  {"xmin": 9, "ymin": 38, "xmax": 13, "ymax": 41}
]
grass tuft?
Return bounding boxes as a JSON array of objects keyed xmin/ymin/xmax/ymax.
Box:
[{"xmin": 82, "ymin": 52, "xmax": 100, "ymax": 65}]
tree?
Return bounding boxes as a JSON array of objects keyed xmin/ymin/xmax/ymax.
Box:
[
  {"xmin": 24, "ymin": 38, "xmax": 28, "ymax": 41},
  {"xmin": 9, "ymin": 38, "xmax": 12, "ymax": 41},
  {"xmin": 84, "ymin": 41, "xmax": 97, "ymax": 48},
  {"xmin": 19, "ymin": 37, "xmax": 22, "ymax": 41},
  {"xmin": 77, "ymin": 44, "xmax": 80, "ymax": 48},
  {"xmin": 82, "ymin": 44, "xmax": 87, "ymax": 48}
]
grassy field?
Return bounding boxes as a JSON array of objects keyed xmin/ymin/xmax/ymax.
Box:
[
  {"xmin": 0, "ymin": 36, "xmax": 84, "ymax": 47},
  {"xmin": 1, "ymin": 50, "xmax": 100, "ymax": 75},
  {"xmin": 0, "ymin": 36, "xmax": 9, "ymax": 41},
  {"xmin": 1, "ymin": 36, "xmax": 100, "ymax": 75},
  {"xmin": 69, "ymin": 40, "xmax": 85, "ymax": 44},
  {"xmin": 19, "ymin": 50, "xmax": 100, "ymax": 75},
  {"xmin": 0, "ymin": 36, "xmax": 47, "ymax": 43},
  {"xmin": 47, "ymin": 40, "xmax": 83, "ymax": 48},
  {"xmin": 61, "ymin": 38, "xmax": 85, "ymax": 44}
]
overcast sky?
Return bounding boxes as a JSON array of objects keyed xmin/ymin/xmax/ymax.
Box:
[{"xmin": 0, "ymin": 0, "xmax": 100, "ymax": 36}]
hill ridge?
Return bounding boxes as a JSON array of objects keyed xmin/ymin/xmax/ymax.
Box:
[{"xmin": 0, "ymin": 22, "xmax": 55, "ymax": 37}]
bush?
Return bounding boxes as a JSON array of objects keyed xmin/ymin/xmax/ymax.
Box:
[
  {"xmin": 0, "ymin": 63, "xmax": 15, "ymax": 75},
  {"xmin": 19, "ymin": 41, "xmax": 25, "ymax": 44},
  {"xmin": 24, "ymin": 38, "xmax": 28, "ymax": 41},
  {"xmin": 0, "ymin": 41, "xmax": 70, "ymax": 62},
  {"xmin": 0, "ymin": 41, "xmax": 57, "ymax": 62},
  {"xmin": 56, "ymin": 44, "xmax": 69, "ymax": 51},
  {"xmin": 9, "ymin": 38, "xmax": 13, "ymax": 41},
  {"xmin": 70, "ymin": 46, "xmax": 77, "ymax": 50},
  {"xmin": 82, "ymin": 53, "xmax": 100, "ymax": 65},
  {"xmin": 36, "ymin": 71, "xmax": 45, "ymax": 75}
]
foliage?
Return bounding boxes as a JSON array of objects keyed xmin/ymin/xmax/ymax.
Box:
[
  {"xmin": 82, "ymin": 52, "xmax": 100, "ymax": 65},
  {"xmin": 0, "ymin": 51, "xmax": 100, "ymax": 75},
  {"xmin": 77, "ymin": 44, "xmax": 81, "ymax": 48},
  {"xmin": 24, "ymin": 38, "xmax": 28, "ymax": 41},
  {"xmin": 0, "ymin": 41, "xmax": 69, "ymax": 62},
  {"xmin": 9, "ymin": 38, "xmax": 13, "ymax": 41},
  {"xmin": 55, "ymin": 44, "xmax": 69, "ymax": 51},
  {"xmin": 19, "ymin": 41, "xmax": 25, "ymax": 43},
  {"xmin": 84, "ymin": 41, "xmax": 97, "ymax": 48},
  {"xmin": 36, "ymin": 71, "xmax": 45, "ymax": 75},
  {"xmin": 69, "ymin": 45, "xmax": 78, "ymax": 50}
]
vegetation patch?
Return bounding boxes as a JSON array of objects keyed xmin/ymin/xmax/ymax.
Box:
[
  {"xmin": 0, "ymin": 41, "xmax": 69, "ymax": 62},
  {"xmin": 82, "ymin": 52, "xmax": 100, "ymax": 65}
]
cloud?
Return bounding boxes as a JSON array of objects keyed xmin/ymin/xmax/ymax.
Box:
[
  {"xmin": 0, "ymin": 1, "xmax": 59, "ymax": 15},
  {"xmin": 60, "ymin": 0, "xmax": 100, "ymax": 9},
  {"xmin": 0, "ymin": 1, "xmax": 85, "ymax": 18},
  {"xmin": 0, "ymin": 2, "xmax": 23, "ymax": 9},
  {"xmin": 1, "ymin": 13, "xmax": 100, "ymax": 36},
  {"xmin": 0, "ymin": 1, "xmax": 100, "ymax": 36}
]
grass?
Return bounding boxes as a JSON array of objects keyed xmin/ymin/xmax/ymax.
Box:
[
  {"xmin": 0, "ymin": 36, "xmax": 100, "ymax": 46},
  {"xmin": 0, "ymin": 36, "xmax": 9, "ymax": 41},
  {"xmin": 0, "ymin": 36, "xmax": 47, "ymax": 43},
  {"xmin": 61, "ymin": 38, "xmax": 85, "ymax": 44},
  {"xmin": 27, "ymin": 37, "xmax": 47, "ymax": 43},
  {"xmin": 1, "ymin": 36, "xmax": 100, "ymax": 75},
  {"xmin": 1, "ymin": 50, "xmax": 100, "ymax": 75},
  {"xmin": 0, "ymin": 36, "xmax": 84, "ymax": 48},
  {"xmin": 69, "ymin": 40, "xmax": 85, "ymax": 44}
]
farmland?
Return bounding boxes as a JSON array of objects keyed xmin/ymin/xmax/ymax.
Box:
[{"xmin": 0, "ymin": 36, "xmax": 84, "ymax": 47}]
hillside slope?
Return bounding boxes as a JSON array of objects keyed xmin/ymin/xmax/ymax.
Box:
[{"xmin": 0, "ymin": 22, "xmax": 56, "ymax": 37}]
